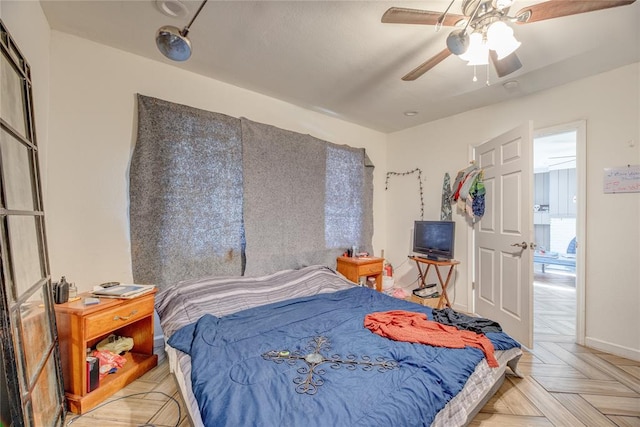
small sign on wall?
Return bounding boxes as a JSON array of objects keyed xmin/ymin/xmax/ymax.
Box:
[{"xmin": 603, "ymin": 165, "xmax": 640, "ymax": 193}]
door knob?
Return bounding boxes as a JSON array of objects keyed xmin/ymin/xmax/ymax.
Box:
[
  {"xmin": 529, "ymin": 242, "xmax": 537, "ymax": 250},
  {"xmin": 511, "ymin": 242, "xmax": 528, "ymax": 249}
]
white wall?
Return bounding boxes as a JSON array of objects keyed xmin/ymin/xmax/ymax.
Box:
[{"xmin": 386, "ymin": 64, "xmax": 640, "ymax": 360}]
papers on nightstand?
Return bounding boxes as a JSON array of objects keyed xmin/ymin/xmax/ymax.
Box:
[{"xmin": 92, "ymin": 284, "xmax": 155, "ymax": 299}]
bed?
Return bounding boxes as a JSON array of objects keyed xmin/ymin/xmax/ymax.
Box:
[{"xmin": 155, "ymin": 265, "xmax": 522, "ymax": 427}]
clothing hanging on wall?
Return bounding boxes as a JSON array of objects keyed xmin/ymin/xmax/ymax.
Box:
[
  {"xmin": 451, "ymin": 163, "xmax": 477, "ymax": 201},
  {"xmin": 457, "ymin": 168, "xmax": 480, "ymax": 211},
  {"xmin": 471, "ymin": 171, "xmax": 486, "ymax": 218},
  {"xmin": 451, "ymin": 163, "xmax": 485, "ymax": 221}
]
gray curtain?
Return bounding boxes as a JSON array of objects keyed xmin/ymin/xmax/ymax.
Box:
[
  {"xmin": 241, "ymin": 118, "xmax": 373, "ymax": 275},
  {"xmin": 130, "ymin": 95, "xmax": 373, "ymax": 288},
  {"xmin": 130, "ymin": 95, "xmax": 244, "ymax": 287}
]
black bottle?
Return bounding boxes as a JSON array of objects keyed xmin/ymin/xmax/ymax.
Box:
[{"xmin": 55, "ymin": 276, "xmax": 69, "ymax": 304}]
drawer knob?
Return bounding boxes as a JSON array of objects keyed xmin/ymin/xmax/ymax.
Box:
[{"xmin": 113, "ymin": 310, "xmax": 138, "ymax": 321}]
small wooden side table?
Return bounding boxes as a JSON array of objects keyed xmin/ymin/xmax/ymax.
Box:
[
  {"xmin": 54, "ymin": 290, "xmax": 158, "ymax": 414},
  {"xmin": 336, "ymin": 256, "xmax": 384, "ymax": 291},
  {"xmin": 409, "ymin": 256, "xmax": 460, "ymax": 309}
]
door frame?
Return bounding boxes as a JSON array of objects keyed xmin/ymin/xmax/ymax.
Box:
[
  {"xmin": 533, "ymin": 120, "xmax": 586, "ymax": 345},
  {"xmin": 467, "ymin": 120, "xmax": 586, "ymax": 346}
]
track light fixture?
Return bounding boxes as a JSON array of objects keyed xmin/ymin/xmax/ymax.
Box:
[{"xmin": 156, "ymin": 0, "xmax": 208, "ymax": 61}]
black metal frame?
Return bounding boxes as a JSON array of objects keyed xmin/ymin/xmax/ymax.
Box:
[{"xmin": 0, "ymin": 19, "xmax": 65, "ymax": 426}]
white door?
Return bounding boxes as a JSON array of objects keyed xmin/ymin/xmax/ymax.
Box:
[{"xmin": 474, "ymin": 123, "xmax": 533, "ymax": 348}]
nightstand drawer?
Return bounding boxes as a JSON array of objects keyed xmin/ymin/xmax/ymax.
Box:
[
  {"xmin": 336, "ymin": 256, "xmax": 385, "ymax": 292},
  {"xmin": 361, "ymin": 264, "xmax": 382, "ymax": 275},
  {"xmin": 85, "ymin": 297, "xmax": 154, "ymax": 340}
]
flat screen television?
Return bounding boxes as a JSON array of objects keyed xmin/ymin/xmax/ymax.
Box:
[{"xmin": 413, "ymin": 220, "xmax": 455, "ymax": 260}]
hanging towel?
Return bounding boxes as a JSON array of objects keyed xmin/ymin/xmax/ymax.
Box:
[
  {"xmin": 451, "ymin": 170, "xmax": 465, "ymax": 202},
  {"xmin": 466, "ymin": 193, "xmax": 474, "ymax": 217},
  {"xmin": 364, "ymin": 310, "xmax": 498, "ymax": 368},
  {"xmin": 441, "ymin": 172, "xmax": 452, "ymax": 221},
  {"xmin": 458, "ymin": 169, "xmax": 479, "ymax": 201},
  {"xmin": 456, "ymin": 169, "xmax": 479, "ymax": 212},
  {"xmin": 452, "ymin": 164, "xmax": 477, "ymax": 201}
]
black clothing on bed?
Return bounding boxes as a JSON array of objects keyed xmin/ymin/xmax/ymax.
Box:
[{"xmin": 432, "ymin": 308, "xmax": 502, "ymax": 334}]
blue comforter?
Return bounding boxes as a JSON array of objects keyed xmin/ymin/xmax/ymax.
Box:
[{"xmin": 169, "ymin": 286, "xmax": 519, "ymax": 427}]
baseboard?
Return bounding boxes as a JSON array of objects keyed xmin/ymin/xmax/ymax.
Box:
[{"xmin": 584, "ymin": 337, "xmax": 640, "ymax": 362}]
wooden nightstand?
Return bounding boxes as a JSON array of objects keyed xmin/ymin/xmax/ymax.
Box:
[
  {"xmin": 54, "ymin": 290, "xmax": 158, "ymax": 414},
  {"xmin": 336, "ymin": 256, "xmax": 384, "ymax": 291}
]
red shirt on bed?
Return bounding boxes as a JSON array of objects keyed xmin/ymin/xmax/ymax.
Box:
[{"xmin": 364, "ymin": 310, "xmax": 498, "ymax": 368}]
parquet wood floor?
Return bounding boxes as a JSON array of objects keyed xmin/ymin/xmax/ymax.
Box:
[
  {"xmin": 474, "ymin": 270, "xmax": 640, "ymax": 426},
  {"xmin": 66, "ymin": 270, "xmax": 639, "ymax": 426}
]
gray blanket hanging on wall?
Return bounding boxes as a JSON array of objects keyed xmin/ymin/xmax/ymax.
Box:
[
  {"xmin": 130, "ymin": 95, "xmax": 244, "ymax": 287},
  {"xmin": 130, "ymin": 94, "xmax": 373, "ymax": 289},
  {"xmin": 241, "ymin": 118, "xmax": 373, "ymax": 276}
]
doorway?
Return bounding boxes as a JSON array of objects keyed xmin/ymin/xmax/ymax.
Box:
[{"xmin": 532, "ymin": 122, "xmax": 585, "ymax": 344}]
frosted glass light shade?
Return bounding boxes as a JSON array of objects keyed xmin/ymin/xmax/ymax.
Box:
[
  {"xmin": 487, "ymin": 21, "xmax": 521, "ymax": 60},
  {"xmin": 460, "ymin": 32, "xmax": 489, "ymax": 65}
]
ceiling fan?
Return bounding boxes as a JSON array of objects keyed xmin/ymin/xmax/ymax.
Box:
[{"xmin": 382, "ymin": 0, "xmax": 636, "ymax": 81}]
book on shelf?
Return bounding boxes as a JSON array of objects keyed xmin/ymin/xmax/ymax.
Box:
[{"xmin": 91, "ymin": 283, "xmax": 155, "ymax": 299}]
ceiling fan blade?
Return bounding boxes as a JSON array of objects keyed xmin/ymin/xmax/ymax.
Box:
[
  {"xmin": 550, "ymin": 159, "xmax": 576, "ymax": 167},
  {"xmin": 402, "ymin": 48, "xmax": 452, "ymax": 81},
  {"xmin": 382, "ymin": 7, "xmax": 466, "ymax": 26},
  {"xmin": 549, "ymin": 155, "xmax": 576, "ymax": 159},
  {"xmin": 490, "ymin": 50, "xmax": 523, "ymax": 78},
  {"xmin": 515, "ymin": 0, "xmax": 636, "ymax": 24}
]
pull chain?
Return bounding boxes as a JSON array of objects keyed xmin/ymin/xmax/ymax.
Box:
[{"xmin": 486, "ymin": 62, "xmax": 490, "ymax": 86}]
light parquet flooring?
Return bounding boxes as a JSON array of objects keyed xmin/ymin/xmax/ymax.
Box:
[
  {"xmin": 474, "ymin": 270, "xmax": 640, "ymax": 427},
  {"xmin": 66, "ymin": 270, "xmax": 640, "ymax": 426}
]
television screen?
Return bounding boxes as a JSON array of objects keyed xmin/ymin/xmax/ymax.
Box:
[{"xmin": 413, "ymin": 220, "xmax": 455, "ymax": 260}]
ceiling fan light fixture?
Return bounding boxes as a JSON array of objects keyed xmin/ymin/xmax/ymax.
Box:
[
  {"xmin": 486, "ymin": 21, "xmax": 521, "ymax": 59},
  {"xmin": 460, "ymin": 32, "xmax": 488, "ymax": 65},
  {"xmin": 492, "ymin": 0, "xmax": 514, "ymax": 10},
  {"xmin": 493, "ymin": 35, "xmax": 521, "ymax": 60},
  {"xmin": 382, "ymin": 1, "xmax": 637, "ymax": 82}
]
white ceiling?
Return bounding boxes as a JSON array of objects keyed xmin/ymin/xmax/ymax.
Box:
[{"xmin": 39, "ymin": 0, "xmax": 639, "ymax": 133}]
